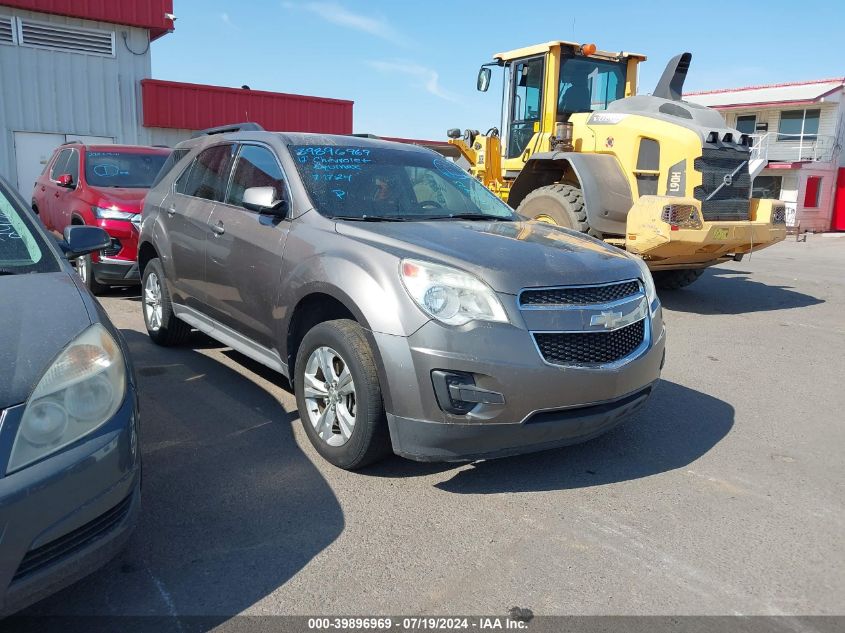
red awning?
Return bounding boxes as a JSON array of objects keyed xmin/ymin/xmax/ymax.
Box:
[{"xmin": 2, "ymin": 0, "xmax": 175, "ymax": 39}]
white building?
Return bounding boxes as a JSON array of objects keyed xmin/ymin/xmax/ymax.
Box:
[
  {"xmin": 0, "ymin": 1, "xmax": 353, "ymax": 197},
  {"xmin": 687, "ymin": 78, "xmax": 845, "ymax": 232}
]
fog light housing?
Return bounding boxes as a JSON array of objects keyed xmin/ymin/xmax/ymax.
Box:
[
  {"xmin": 431, "ymin": 370, "xmax": 505, "ymax": 415},
  {"xmin": 661, "ymin": 204, "xmax": 703, "ymax": 230}
]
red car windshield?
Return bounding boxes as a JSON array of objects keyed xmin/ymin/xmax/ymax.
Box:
[{"xmin": 85, "ymin": 151, "xmax": 170, "ymax": 189}]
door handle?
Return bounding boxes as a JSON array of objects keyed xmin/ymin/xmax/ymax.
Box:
[
  {"xmin": 211, "ymin": 221, "xmax": 225, "ymax": 235},
  {"xmin": 166, "ymin": 206, "xmax": 176, "ymax": 217}
]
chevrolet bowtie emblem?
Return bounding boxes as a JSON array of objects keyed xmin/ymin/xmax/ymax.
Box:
[{"xmin": 590, "ymin": 310, "xmax": 625, "ymax": 329}]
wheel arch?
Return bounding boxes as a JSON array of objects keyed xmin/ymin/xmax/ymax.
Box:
[
  {"xmin": 137, "ymin": 241, "xmax": 159, "ymax": 276},
  {"xmin": 285, "ymin": 287, "xmax": 396, "ymax": 413},
  {"xmin": 508, "ymin": 152, "xmax": 634, "ymax": 235}
]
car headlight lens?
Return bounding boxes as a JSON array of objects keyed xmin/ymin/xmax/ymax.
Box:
[
  {"xmin": 8, "ymin": 324, "xmax": 126, "ymax": 474},
  {"xmin": 92, "ymin": 206, "xmax": 136, "ymax": 221},
  {"xmin": 632, "ymin": 255, "xmax": 659, "ymax": 313},
  {"xmin": 400, "ymin": 259, "xmax": 509, "ymax": 326}
]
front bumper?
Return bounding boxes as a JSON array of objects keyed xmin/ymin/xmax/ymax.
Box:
[
  {"xmin": 626, "ymin": 196, "xmax": 787, "ymax": 270},
  {"xmin": 93, "ymin": 257, "xmax": 140, "ymax": 284},
  {"xmin": 0, "ymin": 387, "xmax": 140, "ymax": 615},
  {"xmin": 375, "ymin": 305, "xmax": 665, "ymax": 462},
  {"xmin": 91, "ymin": 218, "xmax": 140, "ymax": 284}
]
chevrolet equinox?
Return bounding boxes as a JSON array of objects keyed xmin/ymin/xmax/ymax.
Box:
[{"xmin": 138, "ymin": 124, "xmax": 665, "ymax": 469}]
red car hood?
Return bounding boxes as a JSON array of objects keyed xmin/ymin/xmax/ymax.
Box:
[{"xmin": 89, "ymin": 187, "xmax": 148, "ymax": 212}]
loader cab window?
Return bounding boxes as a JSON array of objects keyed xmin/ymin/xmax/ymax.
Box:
[
  {"xmin": 506, "ymin": 56, "xmax": 544, "ymax": 159},
  {"xmin": 558, "ymin": 57, "xmax": 626, "ymax": 115}
]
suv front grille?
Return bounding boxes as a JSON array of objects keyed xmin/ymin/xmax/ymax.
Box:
[
  {"xmin": 693, "ymin": 147, "xmax": 751, "ymax": 221},
  {"xmin": 520, "ymin": 280, "xmax": 640, "ymax": 307},
  {"xmin": 534, "ymin": 319, "xmax": 646, "ymax": 366}
]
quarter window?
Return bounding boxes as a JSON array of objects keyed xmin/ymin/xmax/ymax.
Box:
[
  {"xmin": 176, "ymin": 144, "xmax": 236, "ymax": 201},
  {"xmin": 226, "ymin": 145, "xmax": 286, "ymax": 208}
]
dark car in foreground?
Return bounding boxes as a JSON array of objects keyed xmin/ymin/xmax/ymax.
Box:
[
  {"xmin": 139, "ymin": 125, "xmax": 665, "ymax": 469},
  {"xmin": 0, "ymin": 176, "xmax": 140, "ymax": 614},
  {"xmin": 31, "ymin": 142, "xmax": 171, "ymax": 294}
]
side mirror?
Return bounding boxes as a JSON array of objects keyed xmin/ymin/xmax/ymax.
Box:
[
  {"xmin": 243, "ymin": 186, "xmax": 288, "ymax": 217},
  {"xmin": 60, "ymin": 225, "xmax": 111, "ymax": 259},
  {"xmin": 477, "ymin": 67, "xmax": 492, "ymax": 92},
  {"xmin": 57, "ymin": 173, "xmax": 74, "ymax": 188}
]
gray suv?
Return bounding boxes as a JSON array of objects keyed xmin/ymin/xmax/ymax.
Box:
[{"xmin": 138, "ymin": 125, "xmax": 665, "ymax": 469}]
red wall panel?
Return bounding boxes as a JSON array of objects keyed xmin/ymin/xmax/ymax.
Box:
[
  {"xmin": 832, "ymin": 168, "xmax": 845, "ymax": 232},
  {"xmin": 141, "ymin": 80, "xmax": 354, "ymax": 135},
  {"xmin": 2, "ymin": 0, "xmax": 174, "ymax": 39}
]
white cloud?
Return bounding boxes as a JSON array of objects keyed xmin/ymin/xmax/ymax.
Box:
[
  {"xmin": 368, "ymin": 61, "xmax": 459, "ymax": 102},
  {"xmin": 283, "ymin": 2, "xmax": 404, "ymax": 44}
]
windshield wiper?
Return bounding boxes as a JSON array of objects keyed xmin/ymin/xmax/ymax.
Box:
[
  {"xmin": 333, "ymin": 215, "xmax": 409, "ymax": 222},
  {"xmin": 426, "ymin": 213, "xmax": 512, "ymax": 221},
  {"xmin": 0, "ymin": 268, "xmax": 22, "ymax": 276}
]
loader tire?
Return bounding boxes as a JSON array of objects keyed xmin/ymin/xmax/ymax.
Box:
[
  {"xmin": 653, "ymin": 268, "xmax": 705, "ymax": 290},
  {"xmin": 516, "ymin": 184, "xmax": 594, "ymax": 235}
]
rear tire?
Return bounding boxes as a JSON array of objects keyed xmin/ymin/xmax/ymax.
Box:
[
  {"xmin": 75, "ymin": 254, "xmax": 108, "ymax": 295},
  {"xmin": 653, "ymin": 268, "xmax": 705, "ymax": 290},
  {"xmin": 294, "ymin": 319, "xmax": 391, "ymax": 470},
  {"xmin": 516, "ymin": 184, "xmax": 594, "ymax": 235},
  {"xmin": 141, "ymin": 258, "xmax": 191, "ymax": 346}
]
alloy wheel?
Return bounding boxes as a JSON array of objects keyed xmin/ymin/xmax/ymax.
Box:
[
  {"xmin": 144, "ymin": 272, "xmax": 164, "ymax": 331},
  {"xmin": 303, "ymin": 346, "xmax": 357, "ymax": 447}
]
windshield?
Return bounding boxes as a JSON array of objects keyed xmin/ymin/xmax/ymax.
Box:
[
  {"xmin": 558, "ymin": 57, "xmax": 627, "ymax": 114},
  {"xmin": 0, "ymin": 181, "xmax": 59, "ymax": 274},
  {"xmin": 85, "ymin": 150, "xmax": 170, "ymax": 188},
  {"xmin": 290, "ymin": 144, "xmax": 516, "ymax": 221}
]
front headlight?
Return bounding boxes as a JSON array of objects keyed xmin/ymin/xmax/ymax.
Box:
[
  {"xmin": 632, "ymin": 256, "xmax": 659, "ymax": 313},
  {"xmin": 400, "ymin": 259, "xmax": 509, "ymax": 326},
  {"xmin": 92, "ymin": 205, "xmax": 136, "ymax": 221},
  {"xmin": 8, "ymin": 324, "xmax": 127, "ymax": 474}
]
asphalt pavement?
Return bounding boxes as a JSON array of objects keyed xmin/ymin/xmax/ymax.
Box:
[{"xmin": 19, "ymin": 236, "xmax": 845, "ymax": 622}]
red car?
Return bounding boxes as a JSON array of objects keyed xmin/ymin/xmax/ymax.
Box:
[{"xmin": 32, "ymin": 143, "xmax": 171, "ymax": 293}]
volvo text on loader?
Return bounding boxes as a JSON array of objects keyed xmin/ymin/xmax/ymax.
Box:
[{"xmin": 448, "ymin": 41, "xmax": 786, "ymax": 288}]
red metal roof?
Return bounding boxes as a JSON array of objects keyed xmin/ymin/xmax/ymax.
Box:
[
  {"xmin": 141, "ymin": 80, "xmax": 353, "ymax": 135},
  {"xmin": 1, "ymin": 0, "xmax": 174, "ymax": 39},
  {"xmin": 685, "ymin": 77, "xmax": 845, "ymax": 96}
]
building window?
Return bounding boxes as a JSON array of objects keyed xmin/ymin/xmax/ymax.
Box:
[
  {"xmin": 778, "ymin": 109, "xmax": 820, "ymax": 142},
  {"xmin": 803, "ymin": 176, "xmax": 822, "ymax": 208},
  {"xmin": 752, "ymin": 175, "xmax": 782, "ymax": 199},
  {"xmin": 735, "ymin": 115, "xmax": 757, "ymax": 135}
]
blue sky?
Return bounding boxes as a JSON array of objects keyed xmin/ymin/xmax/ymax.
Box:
[{"xmin": 152, "ymin": 1, "xmax": 845, "ymax": 140}]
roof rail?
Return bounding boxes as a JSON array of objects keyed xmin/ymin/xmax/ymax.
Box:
[{"xmin": 191, "ymin": 122, "xmax": 265, "ymax": 138}]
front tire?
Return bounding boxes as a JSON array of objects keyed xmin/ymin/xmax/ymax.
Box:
[
  {"xmin": 653, "ymin": 268, "xmax": 705, "ymax": 290},
  {"xmin": 75, "ymin": 254, "xmax": 108, "ymax": 295},
  {"xmin": 141, "ymin": 258, "xmax": 191, "ymax": 346},
  {"xmin": 294, "ymin": 319, "xmax": 391, "ymax": 469},
  {"xmin": 516, "ymin": 184, "xmax": 594, "ymax": 235}
]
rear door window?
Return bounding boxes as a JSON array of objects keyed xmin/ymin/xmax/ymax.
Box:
[
  {"xmin": 177, "ymin": 144, "xmax": 236, "ymax": 201},
  {"xmin": 226, "ymin": 145, "xmax": 287, "ymax": 209}
]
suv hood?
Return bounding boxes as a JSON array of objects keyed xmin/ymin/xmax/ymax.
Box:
[
  {"xmin": 89, "ymin": 187, "xmax": 148, "ymax": 212},
  {"xmin": 335, "ymin": 220, "xmax": 641, "ymax": 294},
  {"xmin": 0, "ymin": 272, "xmax": 92, "ymax": 409}
]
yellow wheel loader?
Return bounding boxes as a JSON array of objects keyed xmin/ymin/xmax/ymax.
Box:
[{"xmin": 448, "ymin": 41, "xmax": 786, "ymax": 289}]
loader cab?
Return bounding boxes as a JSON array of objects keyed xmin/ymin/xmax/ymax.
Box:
[{"xmin": 481, "ymin": 41, "xmax": 644, "ymax": 168}]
